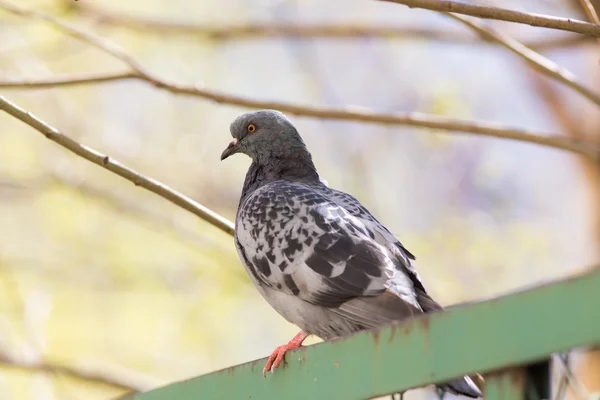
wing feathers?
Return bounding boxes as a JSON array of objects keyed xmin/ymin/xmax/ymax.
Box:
[
  {"xmin": 334, "ymin": 290, "xmax": 421, "ymax": 329},
  {"xmin": 238, "ymin": 181, "xmax": 426, "ymax": 316}
]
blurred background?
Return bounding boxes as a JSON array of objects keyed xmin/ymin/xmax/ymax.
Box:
[{"xmin": 0, "ymin": 0, "xmax": 599, "ymax": 399}]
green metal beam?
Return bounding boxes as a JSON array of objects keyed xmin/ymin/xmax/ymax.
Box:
[
  {"xmin": 124, "ymin": 266, "xmax": 600, "ymax": 400},
  {"xmin": 484, "ymin": 369, "xmax": 526, "ymax": 400}
]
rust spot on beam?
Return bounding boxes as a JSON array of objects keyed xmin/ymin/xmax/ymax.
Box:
[
  {"xmin": 297, "ymin": 352, "xmax": 307, "ymax": 367},
  {"xmin": 418, "ymin": 316, "xmax": 432, "ymax": 348},
  {"xmin": 371, "ymin": 328, "xmax": 381, "ymax": 348},
  {"xmin": 388, "ymin": 325, "xmax": 397, "ymax": 344},
  {"xmin": 417, "ymin": 315, "xmax": 431, "ymax": 332}
]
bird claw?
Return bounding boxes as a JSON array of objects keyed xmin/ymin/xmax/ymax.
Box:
[
  {"xmin": 262, "ymin": 331, "xmax": 308, "ymax": 377},
  {"xmin": 262, "ymin": 344, "xmax": 289, "ymax": 377}
]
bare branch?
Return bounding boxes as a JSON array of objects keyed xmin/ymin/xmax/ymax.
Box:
[
  {"xmin": 577, "ymin": 0, "xmax": 600, "ymax": 25},
  {"xmin": 447, "ymin": 14, "xmax": 600, "ymax": 107},
  {"xmin": 48, "ymin": 171, "xmax": 230, "ymax": 250},
  {"xmin": 2, "ymin": 77, "xmax": 597, "ymax": 159},
  {"xmin": 529, "ymin": 72, "xmax": 581, "ymax": 139},
  {"xmin": 0, "ymin": 71, "xmax": 137, "ymax": 88},
  {"xmin": 1, "ymin": 3, "xmax": 598, "ymax": 159},
  {"xmin": 379, "ymin": 0, "xmax": 600, "ymax": 37},
  {"xmin": 69, "ymin": 2, "xmax": 590, "ymax": 49},
  {"xmin": 0, "ymin": 95, "xmax": 236, "ymax": 236},
  {"xmin": 576, "ymin": 0, "xmax": 600, "ymax": 46},
  {"xmin": 0, "ymin": 1, "xmax": 149, "ymax": 75},
  {"xmin": 0, "ymin": 351, "xmax": 155, "ymax": 393},
  {"xmin": 0, "ymin": 170, "xmax": 234, "ymax": 254}
]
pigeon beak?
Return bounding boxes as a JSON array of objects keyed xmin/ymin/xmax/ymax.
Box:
[{"xmin": 220, "ymin": 138, "xmax": 239, "ymax": 161}]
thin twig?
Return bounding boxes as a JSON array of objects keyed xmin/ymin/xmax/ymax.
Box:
[
  {"xmin": 0, "ymin": 170, "xmax": 234, "ymax": 253},
  {"xmin": 0, "ymin": 71, "xmax": 138, "ymax": 88},
  {"xmin": 1, "ymin": 76, "xmax": 597, "ymax": 159},
  {"xmin": 0, "ymin": 95, "xmax": 236, "ymax": 236},
  {"xmin": 379, "ymin": 0, "xmax": 600, "ymax": 37},
  {"xmin": 48, "ymin": 173, "xmax": 210, "ymax": 245},
  {"xmin": 0, "ymin": 352, "xmax": 154, "ymax": 393},
  {"xmin": 1, "ymin": 71, "xmax": 145, "ymax": 89},
  {"xmin": 1, "ymin": 3, "xmax": 598, "ymax": 159},
  {"xmin": 0, "ymin": 1, "xmax": 149, "ymax": 74},
  {"xmin": 47, "ymin": 171, "xmax": 236, "ymax": 255},
  {"xmin": 577, "ymin": 0, "xmax": 600, "ymax": 25},
  {"xmin": 447, "ymin": 14, "xmax": 600, "ymax": 107},
  {"xmin": 69, "ymin": 2, "xmax": 590, "ymax": 49},
  {"xmin": 576, "ymin": 0, "xmax": 600, "ymax": 46},
  {"xmin": 556, "ymin": 353, "xmax": 589, "ymax": 400},
  {"xmin": 529, "ymin": 72, "xmax": 581, "ymax": 139}
]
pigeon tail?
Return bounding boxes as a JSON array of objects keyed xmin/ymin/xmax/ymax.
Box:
[{"xmin": 438, "ymin": 375, "xmax": 482, "ymax": 398}]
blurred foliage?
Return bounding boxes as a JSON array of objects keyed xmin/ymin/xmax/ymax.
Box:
[{"xmin": 0, "ymin": 0, "xmax": 598, "ymax": 399}]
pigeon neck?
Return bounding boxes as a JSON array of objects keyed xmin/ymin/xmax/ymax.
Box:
[{"xmin": 240, "ymin": 156, "xmax": 320, "ymax": 202}]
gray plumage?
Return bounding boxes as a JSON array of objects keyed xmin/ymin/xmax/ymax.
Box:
[{"xmin": 221, "ymin": 110, "xmax": 481, "ymax": 398}]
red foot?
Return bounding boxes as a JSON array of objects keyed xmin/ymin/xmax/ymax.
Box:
[{"xmin": 263, "ymin": 331, "xmax": 308, "ymax": 377}]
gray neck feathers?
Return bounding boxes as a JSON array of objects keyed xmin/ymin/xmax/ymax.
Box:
[{"xmin": 239, "ymin": 149, "xmax": 319, "ymax": 203}]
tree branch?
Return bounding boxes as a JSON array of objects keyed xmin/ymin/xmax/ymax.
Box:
[
  {"xmin": 1, "ymin": 3, "xmax": 598, "ymax": 160},
  {"xmin": 69, "ymin": 2, "xmax": 590, "ymax": 49},
  {"xmin": 0, "ymin": 352, "xmax": 155, "ymax": 393},
  {"xmin": 379, "ymin": 0, "xmax": 600, "ymax": 37},
  {"xmin": 529, "ymin": 72, "xmax": 581, "ymax": 139},
  {"xmin": 0, "ymin": 1, "xmax": 148, "ymax": 74},
  {"xmin": 47, "ymin": 171, "xmax": 229, "ymax": 250},
  {"xmin": 0, "ymin": 71, "xmax": 138, "ymax": 88},
  {"xmin": 576, "ymin": 0, "xmax": 600, "ymax": 46},
  {"xmin": 2, "ymin": 77, "xmax": 597, "ymax": 159},
  {"xmin": 577, "ymin": 0, "xmax": 600, "ymax": 25},
  {"xmin": 447, "ymin": 14, "xmax": 600, "ymax": 107},
  {"xmin": 0, "ymin": 95, "xmax": 235, "ymax": 236}
]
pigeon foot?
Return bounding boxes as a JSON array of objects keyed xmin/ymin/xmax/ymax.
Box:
[{"xmin": 263, "ymin": 331, "xmax": 308, "ymax": 377}]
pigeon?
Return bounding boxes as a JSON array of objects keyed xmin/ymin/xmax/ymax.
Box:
[{"xmin": 220, "ymin": 110, "xmax": 482, "ymax": 398}]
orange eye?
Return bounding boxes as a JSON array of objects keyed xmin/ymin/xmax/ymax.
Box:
[{"xmin": 247, "ymin": 124, "xmax": 256, "ymax": 133}]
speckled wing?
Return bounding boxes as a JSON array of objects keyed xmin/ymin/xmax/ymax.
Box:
[
  {"xmin": 321, "ymin": 187, "xmax": 442, "ymax": 313},
  {"xmin": 234, "ymin": 181, "xmax": 422, "ymax": 315}
]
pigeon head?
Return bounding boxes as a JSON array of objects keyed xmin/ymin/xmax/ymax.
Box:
[{"xmin": 220, "ymin": 110, "xmax": 309, "ymax": 163}]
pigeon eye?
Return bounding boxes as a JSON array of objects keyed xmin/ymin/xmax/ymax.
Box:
[{"xmin": 247, "ymin": 124, "xmax": 256, "ymax": 133}]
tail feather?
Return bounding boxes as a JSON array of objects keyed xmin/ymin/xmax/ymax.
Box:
[{"xmin": 438, "ymin": 375, "xmax": 482, "ymax": 398}]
